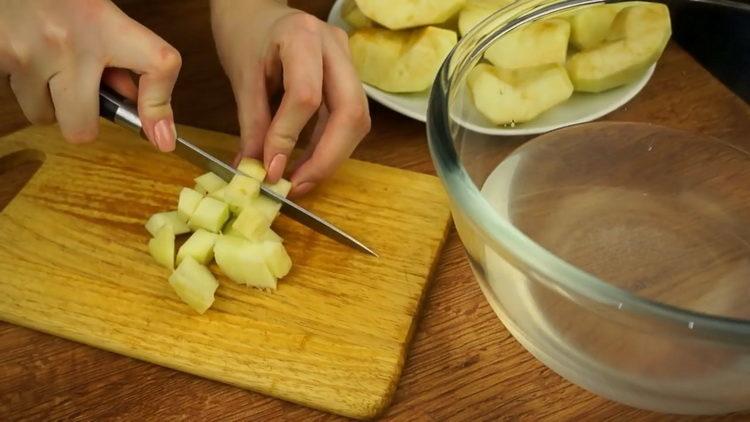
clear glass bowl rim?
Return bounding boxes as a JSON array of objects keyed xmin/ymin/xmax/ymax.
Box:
[{"xmin": 426, "ymin": 0, "xmax": 750, "ymax": 342}]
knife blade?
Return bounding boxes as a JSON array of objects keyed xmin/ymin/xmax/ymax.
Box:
[{"xmin": 99, "ymin": 88, "xmax": 376, "ymax": 257}]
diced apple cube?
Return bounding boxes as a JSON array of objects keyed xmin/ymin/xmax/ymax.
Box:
[
  {"xmin": 237, "ymin": 158, "xmax": 267, "ymax": 181},
  {"xmin": 260, "ymin": 228, "xmax": 283, "ymax": 243},
  {"xmin": 177, "ymin": 187, "xmax": 204, "ymax": 221},
  {"xmin": 208, "ymin": 186, "xmax": 227, "ymax": 201},
  {"xmin": 145, "ymin": 211, "xmax": 191, "ymax": 236},
  {"xmin": 188, "ymin": 197, "xmax": 230, "ymax": 233},
  {"xmin": 224, "ymin": 174, "xmax": 261, "ymax": 211},
  {"xmin": 194, "ymin": 183, "xmax": 207, "ymax": 195},
  {"xmin": 214, "ymin": 235, "xmax": 277, "ymax": 289},
  {"xmin": 176, "ymin": 229, "xmax": 219, "ymax": 266},
  {"xmin": 266, "ymin": 178, "xmax": 292, "ymax": 197},
  {"xmin": 259, "ymin": 240, "xmax": 292, "ymax": 278},
  {"xmin": 248, "ymin": 196, "xmax": 282, "ymax": 221},
  {"xmin": 194, "ymin": 172, "xmax": 227, "ymax": 194},
  {"xmin": 148, "ymin": 225, "xmax": 175, "ymax": 269},
  {"xmin": 233, "ymin": 207, "xmax": 272, "ymax": 239},
  {"xmin": 168, "ymin": 256, "xmax": 219, "ymax": 314}
]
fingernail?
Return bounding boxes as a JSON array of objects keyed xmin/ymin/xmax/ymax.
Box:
[
  {"xmin": 154, "ymin": 119, "xmax": 176, "ymax": 151},
  {"xmin": 268, "ymin": 154, "xmax": 287, "ymax": 182},
  {"xmin": 293, "ymin": 181, "xmax": 315, "ymax": 197}
]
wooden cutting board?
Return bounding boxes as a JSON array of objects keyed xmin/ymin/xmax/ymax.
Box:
[{"xmin": 0, "ymin": 122, "xmax": 451, "ymax": 420}]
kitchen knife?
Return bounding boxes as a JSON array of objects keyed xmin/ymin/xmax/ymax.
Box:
[{"xmin": 98, "ymin": 87, "xmax": 376, "ymax": 257}]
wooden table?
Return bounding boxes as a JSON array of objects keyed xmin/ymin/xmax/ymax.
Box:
[{"xmin": 1, "ymin": 1, "xmax": 748, "ymax": 420}]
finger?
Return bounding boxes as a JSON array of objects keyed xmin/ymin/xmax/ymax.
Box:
[
  {"xmin": 289, "ymin": 103, "xmax": 328, "ymax": 174},
  {"xmin": 263, "ymin": 33, "xmax": 324, "ymax": 183},
  {"xmin": 48, "ymin": 61, "xmax": 104, "ymax": 144},
  {"xmin": 103, "ymin": 12, "xmax": 181, "ymax": 152},
  {"xmin": 233, "ymin": 64, "xmax": 272, "ymax": 167},
  {"xmin": 290, "ymin": 32, "xmax": 370, "ymax": 197},
  {"xmin": 8, "ymin": 72, "xmax": 55, "ymax": 125},
  {"xmin": 102, "ymin": 68, "xmax": 138, "ymax": 102}
]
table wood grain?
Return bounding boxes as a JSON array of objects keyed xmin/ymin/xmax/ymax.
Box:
[{"xmin": 0, "ymin": 1, "xmax": 748, "ymax": 420}]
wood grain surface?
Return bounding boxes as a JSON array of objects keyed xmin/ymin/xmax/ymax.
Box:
[
  {"xmin": 1, "ymin": 0, "xmax": 749, "ymax": 420},
  {"xmin": 0, "ymin": 122, "xmax": 450, "ymax": 420}
]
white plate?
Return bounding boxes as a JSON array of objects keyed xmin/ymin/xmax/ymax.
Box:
[{"xmin": 327, "ymin": 0, "xmax": 656, "ymax": 136}]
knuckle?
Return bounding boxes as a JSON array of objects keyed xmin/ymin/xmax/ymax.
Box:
[
  {"xmin": 331, "ymin": 27, "xmax": 348, "ymax": 43},
  {"xmin": 270, "ymin": 131, "xmax": 297, "ymax": 150},
  {"xmin": 294, "ymin": 14, "xmax": 322, "ymax": 34},
  {"xmin": 41, "ymin": 26, "xmax": 71, "ymax": 50},
  {"xmin": 152, "ymin": 45, "xmax": 182, "ymax": 74},
  {"xmin": 348, "ymin": 102, "xmax": 371, "ymax": 133},
  {"xmin": 291, "ymin": 88, "xmax": 321, "ymax": 112}
]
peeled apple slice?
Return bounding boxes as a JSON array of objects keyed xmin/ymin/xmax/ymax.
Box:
[
  {"xmin": 259, "ymin": 241, "xmax": 292, "ymax": 278},
  {"xmin": 237, "ymin": 158, "xmax": 267, "ymax": 182},
  {"xmin": 168, "ymin": 256, "xmax": 219, "ymax": 314},
  {"xmin": 484, "ymin": 19, "xmax": 570, "ymax": 69},
  {"xmin": 214, "ymin": 235, "xmax": 277, "ymax": 289},
  {"xmin": 355, "ymin": 0, "xmax": 466, "ymax": 30},
  {"xmin": 567, "ymin": 3, "xmax": 628, "ymax": 50},
  {"xmin": 194, "ymin": 172, "xmax": 227, "ymax": 194},
  {"xmin": 458, "ymin": 0, "xmax": 514, "ymax": 36},
  {"xmin": 566, "ymin": 3, "xmax": 671, "ymax": 93},
  {"xmin": 468, "ymin": 63, "xmax": 574, "ymax": 125},
  {"xmin": 145, "ymin": 211, "xmax": 190, "ymax": 237},
  {"xmin": 177, "ymin": 187, "xmax": 204, "ymax": 221},
  {"xmin": 342, "ymin": 0, "xmax": 374, "ymax": 29},
  {"xmin": 176, "ymin": 229, "xmax": 219, "ymax": 266},
  {"xmin": 148, "ymin": 225, "xmax": 175, "ymax": 269},
  {"xmin": 350, "ymin": 26, "xmax": 457, "ymax": 93},
  {"xmin": 188, "ymin": 197, "xmax": 230, "ymax": 233}
]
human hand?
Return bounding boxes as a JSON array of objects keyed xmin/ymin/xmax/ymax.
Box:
[
  {"xmin": 0, "ymin": 0, "xmax": 182, "ymax": 151},
  {"xmin": 211, "ymin": 0, "xmax": 371, "ymax": 196}
]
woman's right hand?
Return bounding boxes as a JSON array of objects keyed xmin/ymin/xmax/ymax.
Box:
[{"xmin": 0, "ymin": 0, "xmax": 182, "ymax": 151}]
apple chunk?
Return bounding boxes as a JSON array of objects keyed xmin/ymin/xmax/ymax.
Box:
[
  {"xmin": 484, "ymin": 19, "xmax": 570, "ymax": 69},
  {"xmin": 194, "ymin": 172, "xmax": 227, "ymax": 194},
  {"xmin": 214, "ymin": 236, "xmax": 277, "ymax": 289},
  {"xmin": 342, "ymin": 0, "xmax": 373, "ymax": 29},
  {"xmin": 458, "ymin": 0, "xmax": 514, "ymax": 36},
  {"xmin": 177, "ymin": 187, "xmax": 204, "ymax": 221},
  {"xmin": 224, "ymin": 174, "xmax": 261, "ymax": 213},
  {"xmin": 177, "ymin": 229, "xmax": 219, "ymax": 266},
  {"xmin": 168, "ymin": 256, "xmax": 219, "ymax": 314},
  {"xmin": 237, "ymin": 158, "xmax": 267, "ymax": 182},
  {"xmin": 145, "ymin": 211, "xmax": 190, "ymax": 237},
  {"xmin": 148, "ymin": 225, "xmax": 175, "ymax": 269},
  {"xmin": 188, "ymin": 197, "xmax": 230, "ymax": 233},
  {"xmin": 350, "ymin": 26, "xmax": 457, "ymax": 93},
  {"xmin": 566, "ymin": 3, "xmax": 627, "ymax": 50},
  {"xmin": 233, "ymin": 207, "xmax": 272, "ymax": 240},
  {"xmin": 566, "ymin": 4, "xmax": 671, "ymax": 92},
  {"xmin": 468, "ymin": 63, "xmax": 573, "ymax": 125},
  {"xmin": 259, "ymin": 241, "xmax": 292, "ymax": 278},
  {"xmin": 355, "ymin": 0, "xmax": 466, "ymax": 30}
]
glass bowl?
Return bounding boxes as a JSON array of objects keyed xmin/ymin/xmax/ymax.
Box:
[{"xmin": 427, "ymin": 0, "xmax": 750, "ymax": 415}]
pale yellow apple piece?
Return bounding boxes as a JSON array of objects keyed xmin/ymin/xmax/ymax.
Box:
[
  {"xmin": 145, "ymin": 211, "xmax": 190, "ymax": 237},
  {"xmin": 259, "ymin": 241, "xmax": 292, "ymax": 279},
  {"xmin": 567, "ymin": 3, "xmax": 628, "ymax": 50},
  {"xmin": 458, "ymin": 0, "xmax": 514, "ymax": 36},
  {"xmin": 342, "ymin": 0, "xmax": 373, "ymax": 29},
  {"xmin": 248, "ymin": 195, "xmax": 282, "ymax": 221},
  {"xmin": 214, "ymin": 235, "xmax": 277, "ymax": 289},
  {"xmin": 350, "ymin": 26, "xmax": 457, "ymax": 93},
  {"xmin": 467, "ymin": 63, "xmax": 573, "ymax": 125},
  {"xmin": 566, "ymin": 3, "xmax": 671, "ymax": 92},
  {"xmin": 484, "ymin": 19, "xmax": 570, "ymax": 69},
  {"xmin": 208, "ymin": 186, "xmax": 227, "ymax": 201},
  {"xmin": 224, "ymin": 174, "xmax": 261, "ymax": 213},
  {"xmin": 260, "ymin": 228, "xmax": 283, "ymax": 243},
  {"xmin": 177, "ymin": 187, "xmax": 204, "ymax": 221},
  {"xmin": 176, "ymin": 229, "xmax": 219, "ymax": 266},
  {"xmin": 148, "ymin": 225, "xmax": 175, "ymax": 269},
  {"xmin": 194, "ymin": 172, "xmax": 227, "ymax": 194},
  {"xmin": 168, "ymin": 256, "xmax": 219, "ymax": 314},
  {"xmin": 355, "ymin": 0, "xmax": 466, "ymax": 30},
  {"xmin": 237, "ymin": 158, "xmax": 267, "ymax": 182},
  {"xmin": 188, "ymin": 197, "xmax": 230, "ymax": 233},
  {"xmin": 233, "ymin": 207, "xmax": 272, "ymax": 240}
]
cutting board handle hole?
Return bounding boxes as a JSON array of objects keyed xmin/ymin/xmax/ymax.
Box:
[{"xmin": 0, "ymin": 149, "xmax": 45, "ymax": 213}]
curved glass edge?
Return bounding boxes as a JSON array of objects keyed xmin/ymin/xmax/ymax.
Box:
[{"xmin": 426, "ymin": 0, "xmax": 750, "ymax": 343}]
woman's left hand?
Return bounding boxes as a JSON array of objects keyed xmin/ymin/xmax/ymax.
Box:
[{"xmin": 210, "ymin": 0, "xmax": 371, "ymax": 197}]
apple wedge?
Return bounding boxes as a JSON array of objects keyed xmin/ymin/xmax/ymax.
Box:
[
  {"xmin": 176, "ymin": 229, "xmax": 219, "ymax": 266},
  {"xmin": 350, "ymin": 26, "xmax": 457, "ymax": 93},
  {"xmin": 214, "ymin": 235, "xmax": 277, "ymax": 289},
  {"xmin": 458, "ymin": 0, "xmax": 514, "ymax": 36},
  {"xmin": 342, "ymin": 0, "xmax": 374, "ymax": 29},
  {"xmin": 355, "ymin": 0, "xmax": 466, "ymax": 30},
  {"xmin": 567, "ymin": 3, "xmax": 628, "ymax": 50},
  {"xmin": 177, "ymin": 187, "xmax": 204, "ymax": 221},
  {"xmin": 188, "ymin": 197, "xmax": 230, "ymax": 233},
  {"xmin": 484, "ymin": 19, "xmax": 570, "ymax": 70},
  {"xmin": 468, "ymin": 63, "xmax": 573, "ymax": 125},
  {"xmin": 148, "ymin": 225, "xmax": 175, "ymax": 269},
  {"xmin": 566, "ymin": 3, "xmax": 671, "ymax": 93},
  {"xmin": 168, "ymin": 256, "xmax": 219, "ymax": 314},
  {"xmin": 145, "ymin": 211, "xmax": 190, "ymax": 237}
]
